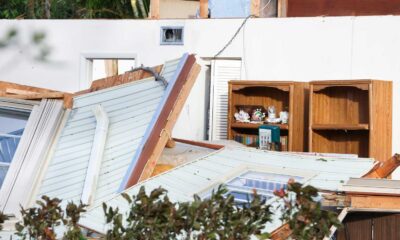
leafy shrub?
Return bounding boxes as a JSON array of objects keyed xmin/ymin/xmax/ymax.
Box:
[
  {"xmin": 275, "ymin": 180, "xmax": 342, "ymax": 240},
  {"xmin": 15, "ymin": 196, "xmax": 87, "ymax": 240},
  {"xmin": 11, "ymin": 182, "xmax": 340, "ymax": 240},
  {"xmin": 0, "ymin": 211, "xmax": 9, "ymax": 231},
  {"xmin": 103, "ymin": 185, "xmax": 272, "ymax": 240}
]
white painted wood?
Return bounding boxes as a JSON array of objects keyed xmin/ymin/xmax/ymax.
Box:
[
  {"xmin": 209, "ymin": 59, "xmax": 242, "ymax": 140},
  {"xmin": 0, "ymin": 100, "xmax": 64, "ymax": 217},
  {"xmin": 81, "ymin": 105, "xmax": 109, "ymax": 205}
]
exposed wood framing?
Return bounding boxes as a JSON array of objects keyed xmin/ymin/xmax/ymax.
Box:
[
  {"xmin": 278, "ymin": 0, "xmax": 288, "ymax": 17},
  {"xmin": 200, "ymin": 0, "xmax": 209, "ymax": 18},
  {"xmin": 251, "ymin": 0, "xmax": 261, "ymax": 17},
  {"xmin": 0, "ymin": 92, "xmax": 65, "ymax": 100},
  {"xmin": 0, "ymin": 81, "xmax": 72, "ymax": 109},
  {"xmin": 363, "ymin": 154, "xmax": 400, "ymax": 178},
  {"xmin": 75, "ymin": 65, "xmax": 163, "ymax": 96},
  {"xmin": 349, "ymin": 195, "xmax": 400, "ymax": 210},
  {"xmin": 150, "ymin": 0, "xmax": 160, "ymax": 19},
  {"xmin": 165, "ymin": 139, "xmax": 176, "ymax": 148},
  {"xmin": 121, "ymin": 56, "xmax": 199, "ymax": 188},
  {"xmin": 137, "ymin": 61, "xmax": 201, "ymax": 183},
  {"xmin": 173, "ymin": 138, "xmax": 225, "ymax": 150}
]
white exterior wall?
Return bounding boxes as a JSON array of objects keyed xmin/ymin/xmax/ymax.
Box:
[{"xmin": 0, "ymin": 17, "xmax": 399, "ymax": 155}]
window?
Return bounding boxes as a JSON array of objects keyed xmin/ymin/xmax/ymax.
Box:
[
  {"xmin": 0, "ymin": 109, "xmax": 30, "ymax": 187},
  {"xmin": 225, "ymin": 171, "xmax": 303, "ymax": 204},
  {"xmin": 92, "ymin": 59, "xmax": 136, "ymax": 81},
  {"xmin": 80, "ymin": 53, "xmax": 137, "ymax": 90},
  {"xmin": 202, "ymin": 170, "xmax": 305, "ymax": 205},
  {"xmin": 160, "ymin": 27, "xmax": 184, "ymax": 45}
]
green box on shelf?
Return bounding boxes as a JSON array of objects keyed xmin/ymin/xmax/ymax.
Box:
[{"xmin": 259, "ymin": 125, "xmax": 280, "ymax": 150}]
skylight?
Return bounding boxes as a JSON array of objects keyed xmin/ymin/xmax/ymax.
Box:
[{"xmin": 216, "ymin": 171, "xmax": 303, "ymax": 205}]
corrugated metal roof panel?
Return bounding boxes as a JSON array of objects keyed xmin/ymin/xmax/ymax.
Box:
[
  {"xmin": 80, "ymin": 147, "xmax": 376, "ymax": 234},
  {"xmin": 37, "ymin": 77, "xmax": 167, "ymax": 206}
]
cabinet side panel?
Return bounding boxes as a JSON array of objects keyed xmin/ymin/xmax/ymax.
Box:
[{"xmin": 370, "ymin": 80, "xmax": 392, "ymax": 162}]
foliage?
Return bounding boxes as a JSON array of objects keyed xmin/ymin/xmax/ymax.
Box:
[
  {"xmin": 10, "ymin": 182, "xmax": 341, "ymax": 240},
  {"xmin": 103, "ymin": 185, "xmax": 272, "ymax": 240},
  {"xmin": 0, "ymin": 0, "xmax": 150, "ymax": 19},
  {"xmin": 0, "ymin": 211, "xmax": 9, "ymax": 231},
  {"xmin": 0, "ymin": 28, "xmax": 50, "ymax": 61},
  {"xmin": 274, "ymin": 180, "xmax": 342, "ymax": 240},
  {"xmin": 15, "ymin": 196, "xmax": 88, "ymax": 240}
]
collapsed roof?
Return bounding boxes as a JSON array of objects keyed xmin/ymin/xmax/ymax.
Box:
[{"xmin": 0, "ymin": 54, "xmax": 200, "ymax": 221}]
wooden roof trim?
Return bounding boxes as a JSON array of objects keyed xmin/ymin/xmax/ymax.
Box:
[
  {"xmin": 173, "ymin": 138, "xmax": 225, "ymax": 150},
  {"xmin": 122, "ymin": 54, "xmax": 198, "ymax": 188},
  {"xmin": 0, "ymin": 81, "xmax": 72, "ymax": 108}
]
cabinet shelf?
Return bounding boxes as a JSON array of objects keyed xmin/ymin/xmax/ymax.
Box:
[
  {"xmin": 228, "ymin": 81, "xmax": 308, "ymax": 151},
  {"xmin": 309, "ymin": 80, "xmax": 392, "ymax": 162},
  {"xmin": 231, "ymin": 122, "xmax": 289, "ymax": 130},
  {"xmin": 311, "ymin": 124, "xmax": 369, "ymax": 130}
]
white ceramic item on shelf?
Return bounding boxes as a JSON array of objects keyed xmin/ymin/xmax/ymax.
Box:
[
  {"xmin": 234, "ymin": 109, "xmax": 250, "ymax": 122},
  {"xmin": 280, "ymin": 111, "xmax": 289, "ymax": 124}
]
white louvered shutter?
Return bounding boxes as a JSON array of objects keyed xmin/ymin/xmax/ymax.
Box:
[{"xmin": 209, "ymin": 60, "xmax": 242, "ymax": 140}]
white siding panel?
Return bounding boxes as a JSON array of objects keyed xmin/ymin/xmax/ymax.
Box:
[{"xmin": 37, "ymin": 78, "xmax": 166, "ymax": 204}]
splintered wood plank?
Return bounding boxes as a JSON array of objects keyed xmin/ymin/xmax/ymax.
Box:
[{"xmin": 75, "ymin": 65, "xmax": 163, "ymax": 96}]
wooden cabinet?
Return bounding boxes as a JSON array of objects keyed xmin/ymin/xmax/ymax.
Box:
[
  {"xmin": 309, "ymin": 80, "xmax": 392, "ymax": 162},
  {"xmin": 228, "ymin": 81, "xmax": 308, "ymax": 152}
]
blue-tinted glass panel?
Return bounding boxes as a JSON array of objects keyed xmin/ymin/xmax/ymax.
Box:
[
  {"xmin": 225, "ymin": 171, "xmax": 303, "ymax": 204},
  {"xmin": 0, "ymin": 110, "xmax": 30, "ymax": 188}
]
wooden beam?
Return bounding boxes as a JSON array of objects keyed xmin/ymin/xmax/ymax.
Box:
[
  {"xmin": 173, "ymin": 138, "xmax": 225, "ymax": 150},
  {"xmin": 251, "ymin": 0, "xmax": 261, "ymax": 17},
  {"xmin": 278, "ymin": 0, "xmax": 288, "ymax": 17},
  {"xmin": 0, "ymin": 92, "xmax": 65, "ymax": 100},
  {"xmin": 137, "ymin": 62, "xmax": 201, "ymax": 183},
  {"xmin": 200, "ymin": 0, "xmax": 209, "ymax": 18},
  {"xmin": 165, "ymin": 139, "xmax": 176, "ymax": 148},
  {"xmin": 150, "ymin": 0, "xmax": 160, "ymax": 19},
  {"xmin": 363, "ymin": 154, "xmax": 400, "ymax": 178},
  {"xmin": 5, "ymin": 88, "xmax": 37, "ymax": 95},
  {"xmin": 350, "ymin": 195, "xmax": 400, "ymax": 210}
]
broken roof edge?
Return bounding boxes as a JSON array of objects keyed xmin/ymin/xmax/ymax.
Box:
[
  {"xmin": 74, "ymin": 65, "xmax": 164, "ymax": 96},
  {"xmin": 0, "ymin": 81, "xmax": 73, "ymax": 109},
  {"xmin": 118, "ymin": 53, "xmax": 194, "ymax": 191}
]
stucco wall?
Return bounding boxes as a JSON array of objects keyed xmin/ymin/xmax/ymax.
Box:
[{"xmin": 0, "ymin": 17, "xmax": 398, "ymax": 157}]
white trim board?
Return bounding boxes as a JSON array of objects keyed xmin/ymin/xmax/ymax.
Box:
[{"xmin": 79, "ymin": 52, "xmax": 138, "ymax": 90}]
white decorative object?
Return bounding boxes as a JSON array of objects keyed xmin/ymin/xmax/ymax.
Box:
[
  {"xmin": 280, "ymin": 111, "xmax": 289, "ymax": 124},
  {"xmin": 234, "ymin": 109, "xmax": 250, "ymax": 123},
  {"xmin": 266, "ymin": 106, "xmax": 280, "ymax": 123}
]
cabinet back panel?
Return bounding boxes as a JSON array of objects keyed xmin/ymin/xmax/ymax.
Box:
[
  {"xmin": 312, "ymin": 87, "xmax": 369, "ymax": 125},
  {"xmin": 312, "ymin": 130, "xmax": 369, "ymax": 157},
  {"xmin": 232, "ymin": 87, "xmax": 289, "ymax": 114}
]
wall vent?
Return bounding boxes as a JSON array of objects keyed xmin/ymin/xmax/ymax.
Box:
[{"xmin": 160, "ymin": 26, "xmax": 184, "ymax": 45}]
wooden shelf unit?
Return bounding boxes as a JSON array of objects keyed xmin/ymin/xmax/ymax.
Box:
[
  {"xmin": 309, "ymin": 80, "xmax": 392, "ymax": 162},
  {"xmin": 228, "ymin": 81, "xmax": 308, "ymax": 151}
]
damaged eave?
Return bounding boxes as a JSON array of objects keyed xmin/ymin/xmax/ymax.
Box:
[{"xmin": 0, "ymin": 81, "xmax": 73, "ymax": 108}]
